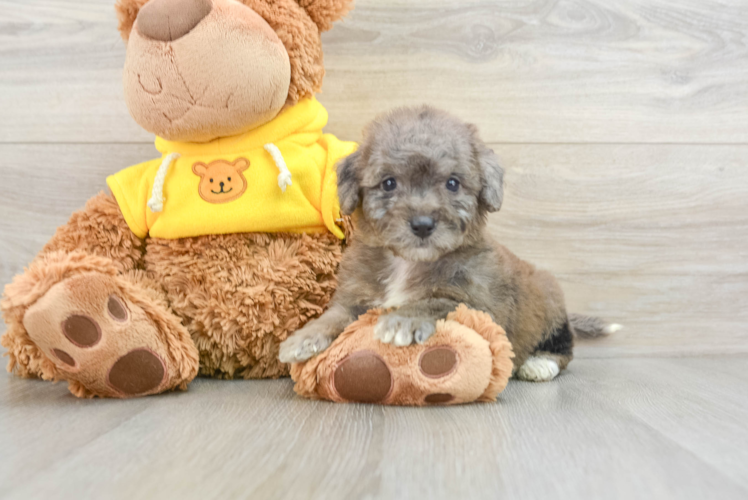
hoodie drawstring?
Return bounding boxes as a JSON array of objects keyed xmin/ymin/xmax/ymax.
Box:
[
  {"xmin": 264, "ymin": 143, "xmax": 292, "ymax": 193},
  {"xmin": 147, "ymin": 152, "xmax": 181, "ymax": 213}
]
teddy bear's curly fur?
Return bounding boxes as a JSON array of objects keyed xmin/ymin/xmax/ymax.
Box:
[{"xmin": 1, "ymin": 0, "xmax": 355, "ymax": 398}]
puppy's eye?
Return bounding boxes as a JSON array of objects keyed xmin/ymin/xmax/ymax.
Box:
[
  {"xmin": 446, "ymin": 177, "xmax": 460, "ymax": 192},
  {"xmin": 382, "ymin": 177, "xmax": 397, "ymax": 192},
  {"xmin": 228, "ymin": 177, "xmax": 232, "ymax": 182},
  {"xmin": 210, "ymin": 178, "xmax": 213, "ymax": 183}
]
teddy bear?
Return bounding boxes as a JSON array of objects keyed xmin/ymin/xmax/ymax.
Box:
[{"xmin": 0, "ymin": 0, "xmax": 357, "ymax": 398}]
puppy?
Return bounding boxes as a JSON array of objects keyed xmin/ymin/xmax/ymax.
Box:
[{"xmin": 279, "ymin": 106, "xmax": 617, "ymax": 381}]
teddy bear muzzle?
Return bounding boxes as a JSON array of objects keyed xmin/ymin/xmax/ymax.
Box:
[{"xmin": 136, "ymin": 0, "xmax": 212, "ymax": 42}]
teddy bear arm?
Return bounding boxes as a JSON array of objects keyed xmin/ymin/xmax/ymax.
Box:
[{"xmin": 40, "ymin": 192, "xmax": 145, "ymax": 272}]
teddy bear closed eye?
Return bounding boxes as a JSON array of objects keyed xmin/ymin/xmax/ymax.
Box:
[{"xmin": 193, "ymin": 158, "xmax": 249, "ymax": 204}]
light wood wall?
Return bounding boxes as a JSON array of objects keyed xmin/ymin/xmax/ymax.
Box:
[{"xmin": 1, "ymin": 0, "xmax": 747, "ymax": 356}]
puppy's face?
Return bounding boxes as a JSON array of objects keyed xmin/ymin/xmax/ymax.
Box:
[{"xmin": 338, "ymin": 107, "xmax": 504, "ymax": 262}]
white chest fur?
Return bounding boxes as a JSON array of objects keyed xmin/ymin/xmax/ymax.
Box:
[{"xmin": 381, "ymin": 256, "xmax": 415, "ymax": 309}]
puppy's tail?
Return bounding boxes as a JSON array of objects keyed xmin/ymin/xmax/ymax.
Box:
[{"xmin": 569, "ymin": 313, "xmax": 622, "ymax": 339}]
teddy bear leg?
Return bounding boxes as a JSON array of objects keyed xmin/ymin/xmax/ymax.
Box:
[
  {"xmin": 1, "ymin": 193, "xmax": 199, "ymax": 397},
  {"xmin": 3, "ymin": 254, "xmax": 200, "ymax": 398},
  {"xmin": 19, "ymin": 267, "xmax": 198, "ymax": 398},
  {"xmin": 3, "ymin": 192, "xmax": 141, "ymax": 382},
  {"xmin": 330, "ymin": 346, "xmax": 462, "ymax": 405},
  {"xmin": 292, "ymin": 307, "xmax": 515, "ymax": 406}
]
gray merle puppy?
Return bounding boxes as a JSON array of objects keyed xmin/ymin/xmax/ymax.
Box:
[{"xmin": 279, "ymin": 106, "xmax": 619, "ymax": 381}]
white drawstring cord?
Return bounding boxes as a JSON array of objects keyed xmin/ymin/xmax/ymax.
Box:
[
  {"xmin": 148, "ymin": 146, "xmax": 289, "ymax": 212},
  {"xmin": 264, "ymin": 143, "xmax": 292, "ymax": 192},
  {"xmin": 147, "ymin": 152, "xmax": 181, "ymax": 213}
]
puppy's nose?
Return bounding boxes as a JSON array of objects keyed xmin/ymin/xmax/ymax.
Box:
[
  {"xmin": 410, "ymin": 216, "xmax": 436, "ymax": 239},
  {"xmin": 136, "ymin": 0, "xmax": 212, "ymax": 42},
  {"xmin": 220, "ymin": 181, "xmax": 225, "ymax": 188}
]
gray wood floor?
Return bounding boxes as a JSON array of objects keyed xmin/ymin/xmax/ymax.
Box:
[
  {"xmin": 1, "ymin": 357, "xmax": 747, "ymax": 500},
  {"xmin": 2, "ymin": 1, "xmax": 748, "ymax": 499}
]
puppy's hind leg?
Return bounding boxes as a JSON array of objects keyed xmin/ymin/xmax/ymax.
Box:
[{"xmin": 516, "ymin": 320, "xmax": 573, "ymax": 382}]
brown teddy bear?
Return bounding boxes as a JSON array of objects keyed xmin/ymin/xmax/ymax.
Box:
[{"xmin": 1, "ymin": 0, "xmax": 357, "ymax": 398}]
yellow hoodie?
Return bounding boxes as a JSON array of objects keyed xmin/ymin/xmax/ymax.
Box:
[{"xmin": 107, "ymin": 98, "xmax": 356, "ymax": 240}]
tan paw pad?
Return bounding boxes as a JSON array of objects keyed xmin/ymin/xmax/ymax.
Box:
[
  {"xmin": 107, "ymin": 295, "xmax": 129, "ymax": 322},
  {"xmin": 419, "ymin": 346, "xmax": 458, "ymax": 378},
  {"xmin": 107, "ymin": 349, "xmax": 167, "ymax": 396},
  {"xmin": 53, "ymin": 348, "xmax": 77, "ymax": 367},
  {"xmin": 424, "ymin": 393, "xmax": 455, "ymax": 404},
  {"xmin": 62, "ymin": 315, "xmax": 102, "ymax": 348},
  {"xmin": 333, "ymin": 351, "xmax": 393, "ymax": 403}
]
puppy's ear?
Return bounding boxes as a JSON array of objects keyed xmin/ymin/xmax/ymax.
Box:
[
  {"xmin": 468, "ymin": 125, "xmax": 504, "ymax": 212},
  {"xmin": 337, "ymin": 149, "xmax": 362, "ymax": 215},
  {"xmin": 477, "ymin": 145, "xmax": 504, "ymax": 212}
]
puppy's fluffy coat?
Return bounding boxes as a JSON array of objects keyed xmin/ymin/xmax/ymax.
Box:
[{"xmin": 280, "ymin": 106, "xmax": 614, "ymax": 381}]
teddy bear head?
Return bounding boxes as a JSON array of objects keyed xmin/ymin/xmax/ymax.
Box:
[{"xmin": 116, "ymin": 0, "xmax": 353, "ymax": 143}]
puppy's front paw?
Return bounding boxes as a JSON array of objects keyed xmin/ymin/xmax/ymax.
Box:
[
  {"xmin": 374, "ymin": 315, "xmax": 436, "ymax": 347},
  {"xmin": 279, "ymin": 330, "xmax": 332, "ymax": 363}
]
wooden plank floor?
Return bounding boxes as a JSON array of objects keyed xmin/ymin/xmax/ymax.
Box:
[
  {"xmin": 1, "ymin": 357, "xmax": 747, "ymax": 500},
  {"xmin": 1, "ymin": 1, "xmax": 747, "ymax": 499}
]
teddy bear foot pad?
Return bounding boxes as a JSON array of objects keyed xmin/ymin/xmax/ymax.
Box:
[
  {"xmin": 333, "ymin": 347, "xmax": 460, "ymax": 404},
  {"xmin": 23, "ymin": 273, "xmax": 184, "ymax": 398},
  {"xmin": 291, "ymin": 306, "xmax": 516, "ymax": 406}
]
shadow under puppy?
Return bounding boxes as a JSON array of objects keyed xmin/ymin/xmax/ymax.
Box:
[{"xmin": 280, "ymin": 106, "xmax": 618, "ymax": 381}]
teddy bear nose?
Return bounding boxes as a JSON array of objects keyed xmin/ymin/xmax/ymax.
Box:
[{"xmin": 136, "ymin": 0, "xmax": 212, "ymax": 42}]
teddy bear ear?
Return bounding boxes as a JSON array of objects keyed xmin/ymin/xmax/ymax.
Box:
[
  {"xmin": 296, "ymin": 0, "xmax": 354, "ymax": 32},
  {"xmin": 115, "ymin": 0, "xmax": 151, "ymax": 41}
]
